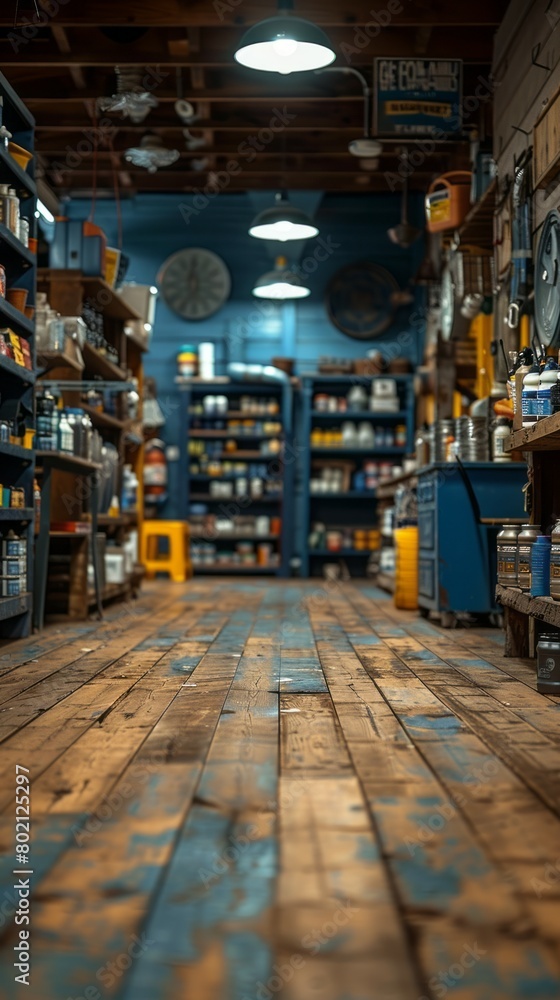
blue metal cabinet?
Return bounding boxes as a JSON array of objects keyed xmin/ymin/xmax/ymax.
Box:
[{"xmin": 417, "ymin": 462, "xmax": 527, "ymax": 615}]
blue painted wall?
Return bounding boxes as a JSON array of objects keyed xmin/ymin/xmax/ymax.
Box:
[{"xmin": 67, "ymin": 191, "xmax": 426, "ymax": 524}]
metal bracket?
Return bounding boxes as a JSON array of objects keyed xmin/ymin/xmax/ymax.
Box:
[{"xmin": 532, "ymin": 42, "xmax": 551, "ymax": 72}]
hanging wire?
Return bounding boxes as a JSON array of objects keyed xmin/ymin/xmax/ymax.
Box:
[
  {"xmin": 108, "ymin": 135, "xmax": 123, "ymax": 250},
  {"xmin": 89, "ymin": 107, "xmax": 99, "ymax": 223},
  {"xmin": 14, "ymin": 0, "xmax": 40, "ymax": 27}
]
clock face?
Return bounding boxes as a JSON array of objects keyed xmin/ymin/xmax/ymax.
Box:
[
  {"xmin": 158, "ymin": 248, "xmax": 231, "ymax": 320},
  {"xmin": 326, "ymin": 262, "xmax": 399, "ymax": 340}
]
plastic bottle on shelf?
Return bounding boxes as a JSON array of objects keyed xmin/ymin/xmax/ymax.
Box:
[
  {"xmin": 109, "ymin": 494, "xmax": 120, "ymax": 518},
  {"xmin": 33, "ymin": 478, "xmax": 41, "ymax": 533},
  {"xmin": 57, "ymin": 410, "xmax": 74, "ymax": 454},
  {"xmin": 121, "ymin": 465, "xmax": 138, "ymax": 512},
  {"xmin": 531, "ymin": 535, "xmax": 552, "ymax": 597},
  {"xmin": 522, "ymin": 364, "xmax": 541, "ymax": 426},
  {"xmin": 537, "ymin": 359, "xmax": 559, "ymax": 419},
  {"xmin": 492, "ymin": 418, "xmax": 512, "ymax": 462},
  {"xmin": 550, "ymin": 519, "xmax": 560, "ymax": 600}
]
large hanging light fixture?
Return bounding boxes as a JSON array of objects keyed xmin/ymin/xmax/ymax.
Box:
[
  {"xmin": 249, "ymin": 192, "xmax": 319, "ymax": 242},
  {"xmin": 252, "ymin": 257, "xmax": 310, "ymax": 300},
  {"xmin": 234, "ymin": 2, "xmax": 335, "ymax": 75}
]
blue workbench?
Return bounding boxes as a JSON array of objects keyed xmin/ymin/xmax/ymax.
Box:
[{"xmin": 417, "ymin": 461, "xmax": 527, "ymax": 617}]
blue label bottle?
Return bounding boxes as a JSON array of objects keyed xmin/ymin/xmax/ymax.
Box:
[{"xmin": 531, "ymin": 535, "xmax": 552, "ymax": 597}]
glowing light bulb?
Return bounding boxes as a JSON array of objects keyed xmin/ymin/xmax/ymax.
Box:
[{"xmin": 272, "ymin": 37, "xmax": 298, "ymax": 58}]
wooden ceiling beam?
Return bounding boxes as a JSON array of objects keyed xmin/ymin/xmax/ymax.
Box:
[
  {"xmin": 0, "ymin": 28, "xmax": 496, "ymax": 64},
  {"xmin": 0, "ymin": 0, "xmax": 509, "ymax": 27},
  {"xmin": 50, "ymin": 25, "xmax": 87, "ymax": 90}
]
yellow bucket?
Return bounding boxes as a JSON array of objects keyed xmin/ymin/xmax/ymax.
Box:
[{"xmin": 394, "ymin": 526, "xmax": 419, "ymax": 610}]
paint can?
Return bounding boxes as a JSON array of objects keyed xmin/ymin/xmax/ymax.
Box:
[
  {"xmin": 537, "ymin": 634, "xmax": 560, "ymax": 694},
  {"xmin": 496, "ymin": 524, "xmax": 521, "ymax": 586}
]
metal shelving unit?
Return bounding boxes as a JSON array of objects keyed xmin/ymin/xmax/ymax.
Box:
[
  {"xmin": 301, "ymin": 374, "xmax": 415, "ymax": 578},
  {"xmin": 178, "ymin": 379, "xmax": 294, "ymax": 577},
  {"xmin": 0, "ymin": 71, "xmax": 36, "ymax": 639}
]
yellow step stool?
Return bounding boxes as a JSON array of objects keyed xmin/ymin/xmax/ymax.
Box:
[{"xmin": 141, "ymin": 520, "xmax": 193, "ymax": 582}]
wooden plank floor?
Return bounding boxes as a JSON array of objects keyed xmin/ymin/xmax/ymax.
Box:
[{"xmin": 1, "ymin": 579, "xmax": 560, "ymax": 999}]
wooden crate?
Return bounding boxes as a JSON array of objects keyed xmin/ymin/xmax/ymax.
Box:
[{"xmin": 534, "ymin": 83, "xmax": 560, "ymax": 189}]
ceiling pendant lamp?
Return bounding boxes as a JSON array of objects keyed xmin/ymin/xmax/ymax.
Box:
[
  {"xmin": 249, "ymin": 192, "xmax": 318, "ymax": 242},
  {"xmin": 234, "ymin": 1, "xmax": 335, "ymax": 75},
  {"xmin": 252, "ymin": 256, "xmax": 310, "ymax": 300}
]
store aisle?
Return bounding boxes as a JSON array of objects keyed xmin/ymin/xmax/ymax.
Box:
[{"xmin": 1, "ymin": 580, "xmax": 560, "ymax": 999}]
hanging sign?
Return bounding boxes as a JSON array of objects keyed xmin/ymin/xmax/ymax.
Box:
[{"xmin": 374, "ymin": 59, "xmax": 463, "ymax": 137}]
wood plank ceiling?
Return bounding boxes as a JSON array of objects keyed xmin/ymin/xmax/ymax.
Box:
[{"xmin": 0, "ymin": 0, "xmax": 509, "ymax": 196}]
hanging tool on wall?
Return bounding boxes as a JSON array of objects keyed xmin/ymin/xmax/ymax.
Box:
[
  {"xmin": 507, "ymin": 147, "xmax": 533, "ymax": 329},
  {"xmin": 534, "ymin": 208, "xmax": 560, "ymax": 350}
]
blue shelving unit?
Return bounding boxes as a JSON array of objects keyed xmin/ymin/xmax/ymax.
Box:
[
  {"xmin": 0, "ymin": 70, "xmax": 36, "ymax": 638},
  {"xmin": 178, "ymin": 378, "xmax": 294, "ymax": 577},
  {"xmin": 301, "ymin": 374, "xmax": 415, "ymax": 578}
]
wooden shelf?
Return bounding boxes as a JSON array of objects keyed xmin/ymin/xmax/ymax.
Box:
[
  {"xmin": 81, "ymin": 403, "xmax": 126, "ymax": 433},
  {"xmin": 496, "ymin": 585, "xmax": 560, "ymax": 629},
  {"xmin": 507, "ymin": 412, "xmax": 560, "ymax": 452},
  {"xmin": 0, "ymin": 354, "xmax": 35, "ymax": 384},
  {"xmin": 82, "ymin": 342, "xmax": 127, "ymax": 382},
  {"xmin": 35, "ymin": 450, "xmax": 101, "ymax": 474},
  {"xmin": 81, "ymin": 277, "xmax": 142, "ymax": 322},
  {"xmin": 37, "ymin": 349, "xmax": 83, "ymax": 373},
  {"xmin": 0, "ymin": 298, "xmax": 35, "ymax": 337}
]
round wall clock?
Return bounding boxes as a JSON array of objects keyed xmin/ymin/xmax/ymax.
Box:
[
  {"xmin": 158, "ymin": 248, "xmax": 231, "ymax": 320},
  {"xmin": 326, "ymin": 261, "xmax": 400, "ymax": 340}
]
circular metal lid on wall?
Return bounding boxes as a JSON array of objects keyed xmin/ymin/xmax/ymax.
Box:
[
  {"xmin": 535, "ymin": 209, "xmax": 560, "ymax": 349},
  {"xmin": 157, "ymin": 248, "xmax": 231, "ymax": 320},
  {"xmin": 326, "ymin": 261, "xmax": 399, "ymax": 340}
]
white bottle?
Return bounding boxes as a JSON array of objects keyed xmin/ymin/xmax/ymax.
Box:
[
  {"xmin": 58, "ymin": 411, "xmax": 74, "ymax": 454},
  {"xmin": 522, "ymin": 365, "xmax": 541, "ymax": 426},
  {"xmin": 7, "ymin": 187, "xmax": 19, "ymax": 236},
  {"xmin": 492, "ymin": 418, "xmax": 512, "ymax": 462}
]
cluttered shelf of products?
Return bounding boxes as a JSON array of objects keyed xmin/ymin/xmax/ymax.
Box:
[
  {"xmin": 178, "ymin": 379, "xmax": 293, "ymax": 576},
  {"xmin": 0, "ymin": 70, "xmax": 37, "ymax": 638},
  {"xmin": 302, "ymin": 374, "xmax": 415, "ymax": 577},
  {"xmin": 31, "ymin": 266, "xmax": 153, "ymax": 627}
]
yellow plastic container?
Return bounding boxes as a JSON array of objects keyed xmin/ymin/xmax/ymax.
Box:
[
  {"xmin": 425, "ymin": 171, "xmax": 472, "ymax": 233},
  {"xmin": 394, "ymin": 526, "xmax": 419, "ymax": 610}
]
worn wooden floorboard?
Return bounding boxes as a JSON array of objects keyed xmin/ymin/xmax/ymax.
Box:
[{"xmin": 0, "ymin": 580, "xmax": 560, "ymax": 999}]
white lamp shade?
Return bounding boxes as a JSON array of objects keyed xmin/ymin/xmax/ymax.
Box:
[{"xmin": 234, "ymin": 16, "xmax": 335, "ymax": 75}]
